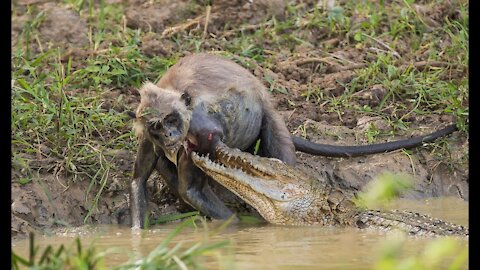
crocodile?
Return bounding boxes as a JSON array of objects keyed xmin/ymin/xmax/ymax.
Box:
[{"xmin": 191, "ymin": 143, "xmax": 468, "ymax": 236}]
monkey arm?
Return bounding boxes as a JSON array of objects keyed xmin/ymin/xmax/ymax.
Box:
[
  {"xmin": 292, "ymin": 124, "xmax": 457, "ymax": 157},
  {"xmin": 177, "ymin": 150, "xmax": 235, "ymax": 219},
  {"xmin": 154, "ymin": 152, "xmax": 180, "ymax": 195},
  {"xmin": 130, "ymin": 139, "xmax": 159, "ymax": 229}
]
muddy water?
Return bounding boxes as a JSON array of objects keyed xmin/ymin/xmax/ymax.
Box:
[{"xmin": 12, "ymin": 197, "xmax": 468, "ymax": 269}]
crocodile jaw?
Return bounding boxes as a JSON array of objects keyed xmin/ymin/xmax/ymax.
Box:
[{"xmin": 191, "ymin": 151, "xmax": 309, "ymax": 225}]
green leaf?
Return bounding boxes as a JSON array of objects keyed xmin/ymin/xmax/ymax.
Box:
[
  {"xmin": 387, "ymin": 65, "xmax": 396, "ymax": 79},
  {"xmin": 110, "ymin": 69, "xmax": 126, "ymax": 75},
  {"xmin": 354, "ymin": 32, "xmax": 363, "ymax": 41},
  {"xmin": 18, "ymin": 178, "xmax": 32, "ymax": 185},
  {"xmin": 85, "ymin": 65, "xmax": 100, "ymax": 72}
]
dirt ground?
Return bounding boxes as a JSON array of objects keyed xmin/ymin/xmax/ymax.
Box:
[{"xmin": 11, "ymin": 0, "xmax": 468, "ymax": 240}]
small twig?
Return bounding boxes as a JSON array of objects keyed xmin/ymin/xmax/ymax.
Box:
[
  {"xmin": 399, "ymin": 60, "xmax": 453, "ymax": 72},
  {"xmin": 278, "ymin": 54, "xmax": 366, "ymax": 74},
  {"xmin": 221, "ymin": 21, "xmax": 272, "ymax": 38},
  {"xmin": 161, "ymin": 6, "xmax": 220, "ymax": 38},
  {"xmin": 322, "ymin": 51, "xmax": 358, "ymax": 65},
  {"xmin": 368, "ymin": 47, "xmax": 392, "ymax": 55},
  {"xmin": 293, "ymin": 57, "xmax": 336, "ymax": 66},
  {"xmin": 428, "ymin": 161, "xmax": 443, "ymax": 184},
  {"xmin": 287, "ymin": 109, "xmax": 296, "ymax": 121},
  {"xmin": 363, "ymin": 33, "xmax": 401, "ymax": 58},
  {"xmin": 325, "ymin": 60, "xmax": 456, "ymax": 75},
  {"xmin": 122, "ymin": 15, "xmax": 127, "ymax": 33},
  {"xmin": 327, "ymin": 63, "xmax": 368, "ymax": 73},
  {"xmin": 203, "ymin": 5, "xmax": 211, "ymax": 39},
  {"xmin": 349, "ymin": 87, "xmax": 372, "ymax": 97},
  {"xmin": 161, "ymin": 16, "xmax": 203, "ymax": 38},
  {"xmin": 53, "ymin": 161, "xmax": 69, "ymax": 190}
]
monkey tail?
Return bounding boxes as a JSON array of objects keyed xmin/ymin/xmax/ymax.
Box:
[
  {"xmin": 292, "ymin": 124, "xmax": 457, "ymax": 157},
  {"xmin": 259, "ymin": 106, "xmax": 296, "ymax": 165}
]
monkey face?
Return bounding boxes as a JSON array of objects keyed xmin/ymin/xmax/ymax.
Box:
[
  {"xmin": 135, "ymin": 82, "xmax": 193, "ymax": 164},
  {"xmin": 144, "ymin": 109, "xmax": 190, "ymax": 164},
  {"xmin": 147, "ymin": 111, "xmax": 183, "ymax": 146}
]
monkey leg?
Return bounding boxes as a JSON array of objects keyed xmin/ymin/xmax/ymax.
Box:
[
  {"xmin": 130, "ymin": 139, "xmax": 159, "ymax": 229},
  {"xmin": 258, "ymin": 107, "xmax": 296, "ymax": 165},
  {"xmin": 177, "ymin": 150, "xmax": 234, "ymax": 219}
]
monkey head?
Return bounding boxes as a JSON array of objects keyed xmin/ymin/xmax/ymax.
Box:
[{"xmin": 134, "ymin": 82, "xmax": 192, "ymax": 164}]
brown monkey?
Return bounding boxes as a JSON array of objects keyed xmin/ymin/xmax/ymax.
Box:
[
  {"xmin": 130, "ymin": 53, "xmax": 296, "ymax": 228},
  {"xmin": 130, "ymin": 53, "xmax": 456, "ymax": 228}
]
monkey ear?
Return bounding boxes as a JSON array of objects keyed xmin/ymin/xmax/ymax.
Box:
[
  {"xmin": 139, "ymin": 82, "xmax": 160, "ymax": 100},
  {"xmin": 136, "ymin": 82, "xmax": 160, "ymax": 117},
  {"xmin": 181, "ymin": 91, "xmax": 192, "ymax": 107}
]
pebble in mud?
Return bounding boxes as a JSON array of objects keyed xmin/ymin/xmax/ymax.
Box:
[{"xmin": 12, "ymin": 199, "xmax": 31, "ymax": 215}]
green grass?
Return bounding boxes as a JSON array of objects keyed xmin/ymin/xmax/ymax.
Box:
[
  {"xmin": 11, "ymin": 0, "xmax": 180, "ymax": 219},
  {"xmin": 324, "ymin": 1, "xmax": 468, "ymax": 130},
  {"xmin": 220, "ymin": 0, "xmax": 468, "ymax": 136},
  {"xmin": 12, "ymin": 232, "xmax": 106, "ymax": 269}
]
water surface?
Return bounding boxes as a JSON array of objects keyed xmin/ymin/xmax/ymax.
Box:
[{"xmin": 12, "ymin": 197, "xmax": 468, "ymax": 269}]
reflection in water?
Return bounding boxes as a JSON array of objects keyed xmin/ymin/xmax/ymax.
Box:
[
  {"xmin": 12, "ymin": 197, "xmax": 468, "ymax": 269},
  {"xmin": 130, "ymin": 228, "xmax": 143, "ymax": 262}
]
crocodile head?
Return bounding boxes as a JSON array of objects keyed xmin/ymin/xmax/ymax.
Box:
[{"xmin": 191, "ymin": 143, "xmax": 355, "ymax": 225}]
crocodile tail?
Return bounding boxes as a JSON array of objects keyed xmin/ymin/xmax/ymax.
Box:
[{"xmin": 354, "ymin": 209, "xmax": 468, "ymax": 237}]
